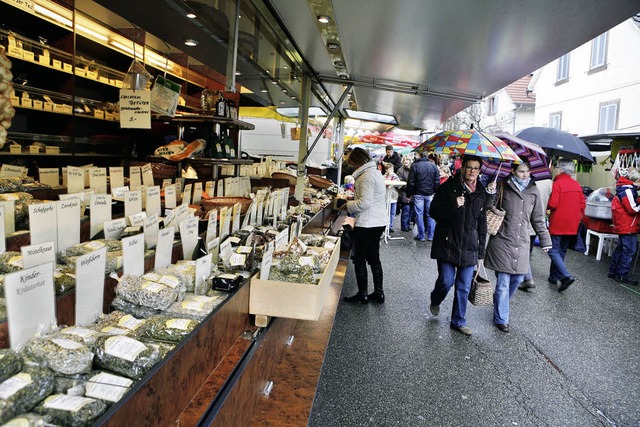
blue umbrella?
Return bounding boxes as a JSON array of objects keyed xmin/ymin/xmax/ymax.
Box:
[{"xmin": 516, "ymin": 127, "xmax": 594, "ymax": 163}]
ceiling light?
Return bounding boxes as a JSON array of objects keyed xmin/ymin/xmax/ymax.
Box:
[
  {"xmin": 317, "ymin": 15, "xmax": 331, "ymax": 24},
  {"xmin": 327, "ymin": 42, "xmax": 340, "ymax": 50},
  {"xmin": 260, "ymin": 89, "xmax": 268, "ymax": 93},
  {"xmin": 338, "ymin": 74, "xmax": 349, "ymax": 79},
  {"xmin": 184, "ymin": 39, "xmax": 199, "ymax": 47},
  {"xmin": 279, "ymin": 101, "xmax": 286, "ymax": 105},
  {"xmin": 186, "ymin": 13, "xmax": 196, "ymax": 19},
  {"xmin": 235, "ymin": 71, "xmax": 242, "ymax": 76},
  {"xmin": 283, "ymin": 66, "xmax": 288, "ymax": 69},
  {"xmin": 272, "ymin": 80, "xmax": 278, "ymax": 84},
  {"xmin": 282, "ymin": 89, "xmax": 287, "ymax": 93},
  {"xmin": 290, "ymin": 96, "xmax": 296, "ymax": 99},
  {"xmin": 334, "ymin": 60, "xmax": 344, "ymax": 67}
]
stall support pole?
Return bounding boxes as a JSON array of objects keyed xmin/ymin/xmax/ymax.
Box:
[{"xmin": 295, "ymin": 75, "xmax": 312, "ymax": 202}]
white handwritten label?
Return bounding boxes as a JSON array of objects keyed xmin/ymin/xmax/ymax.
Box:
[
  {"xmin": 232, "ymin": 203, "xmax": 241, "ymax": 233},
  {"xmin": 205, "ymin": 181, "xmax": 215, "ymax": 197},
  {"xmin": 145, "ymin": 186, "xmax": 161, "ymax": 217},
  {"xmin": 0, "ymin": 164, "xmax": 26, "ymax": 177},
  {"xmin": 38, "ymin": 167, "xmax": 59, "ymax": 187},
  {"xmin": 109, "ymin": 167, "xmax": 124, "ymax": 192},
  {"xmin": 179, "ymin": 216, "xmax": 199, "ymax": 260},
  {"xmin": 260, "ymin": 241, "xmax": 274, "ymax": 280},
  {"xmin": 143, "ymin": 213, "xmax": 159, "ymax": 249},
  {"xmin": 67, "ymin": 166, "xmax": 85, "ymax": 194},
  {"xmin": 5, "ymin": 263, "xmax": 56, "ymax": 349},
  {"xmin": 0, "ymin": 201, "xmax": 15, "ymax": 234},
  {"xmin": 119, "ymin": 90, "xmax": 151, "ymax": 129},
  {"xmin": 89, "ymin": 168, "xmax": 107, "ymax": 194},
  {"xmin": 193, "ymin": 182, "xmax": 203, "ymax": 205},
  {"xmin": 89, "ymin": 194, "xmax": 112, "ymax": 238},
  {"xmin": 103, "ymin": 218, "xmax": 126, "ymax": 239},
  {"xmin": 206, "ymin": 209, "xmax": 218, "ymax": 245},
  {"xmin": 21, "ymin": 241, "xmax": 55, "ymax": 278},
  {"xmin": 182, "ymin": 184, "xmax": 192, "ymax": 206},
  {"xmin": 74, "ymin": 247, "xmax": 106, "ymax": 326},
  {"xmin": 164, "ymin": 184, "xmax": 177, "ymax": 209},
  {"xmin": 141, "ymin": 163, "xmax": 154, "ymax": 187},
  {"xmin": 122, "ymin": 234, "xmax": 145, "ymax": 276},
  {"xmin": 0, "ymin": 209, "xmax": 4, "ymax": 252},
  {"xmin": 129, "ymin": 167, "xmax": 142, "ymax": 191},
  {"xmin": 28, "ymin": 202, "xmax": 57, "ymax": 250},
  {"xmin": 124, "ymin": 190, "xmax": 142, "ymax": 222},
  {"xmin": 56, "ymin": 199, "xmax": 81, "ymax": 252},
  {"xmin": 154, "ymin": 226, "xmax": 175, "ymax": 270}
]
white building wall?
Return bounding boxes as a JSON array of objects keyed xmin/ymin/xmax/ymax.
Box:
[
  {"xmin": 533, "ymin": 19, "xmax": 640, "ymax": 135},
  {"xmin": 238, "ymin": 118, "xmax": 332, "ymax": 165}
]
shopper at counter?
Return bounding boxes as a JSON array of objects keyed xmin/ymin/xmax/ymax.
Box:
[
  {"xmin": 608, "ymin": 170, "xmax": 640, "ymax": 285},
  {"xmin": 342, "ymin": 147, "xmax": 388, "ymax": 304}
]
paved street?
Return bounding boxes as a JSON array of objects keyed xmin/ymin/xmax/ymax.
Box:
[{"xmin": 310, "ymin": 228, "xmax": 640, "ymax": 427}]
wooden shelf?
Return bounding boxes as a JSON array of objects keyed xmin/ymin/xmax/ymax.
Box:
[{"xmin": 153, "ymin": 113, "xmax": 255, "ymax": 130}]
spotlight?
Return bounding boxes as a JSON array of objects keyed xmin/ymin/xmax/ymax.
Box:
[
  {"xmin": 334, "ymin": 60, "xmax": 344, "ymax": 67},
  {"xmin": 317, "ymin": 15, "xmax": 330, "ymax": 24},
  {"xmin": 184, "ymin": 39, "xmax": 199, "ymax": 47},
  {"xmin": 186, "ymin": 13, "xmax": 196, "ymax": 19}
]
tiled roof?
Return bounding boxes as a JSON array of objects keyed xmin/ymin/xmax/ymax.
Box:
[{"xmin": 504, "ymin": 74, "xmax": 536, "ymax": 105}]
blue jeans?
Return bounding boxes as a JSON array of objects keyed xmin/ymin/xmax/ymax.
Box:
[
  {"xmin": 608, "ymin": 234, "xmax": 637, "ymax": 279},
  {"xmin": 413, "ymin": 194, "xmax": 435, "ymax": 240},
  {"xmin": 430, "ymin": 261, "xmax": 474, "ymax": 328},
  {"xmin": 548, "ymin": 235, "xmax": 572, "ymax": 281},
  {"xmin": 493, "ymin": 272, "xmax": 525, "ymax": 325},
  {"xmin": 389, "ymin": 202, "xmax": 397, "ymax": 228},
  {"xmin": 400, "ymin": 203, "xmax": 411, "ymax": 230}
]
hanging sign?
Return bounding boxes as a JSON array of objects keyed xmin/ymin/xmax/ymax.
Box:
[
  {"xmin": 119, "ymin": 90, "xmax": 151, "ymax": 129},
  {"xmin": 75, "ymin": 247, "xmax": 107, "ymax": 326}
]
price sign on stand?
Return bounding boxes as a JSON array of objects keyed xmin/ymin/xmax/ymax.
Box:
[
  {"xmin": 260, "ymin": 241, "xmax": 274, "ymax": 280},
  {"xmin": 154, "ymin": 226, "xmax": 175, "ymax": 270},
  {"xmin": 143, "ymin": 213, "xmax": 159, "ymax": 249},
  {"xmin": 29, "ymin": 202, "xmax": 57, "ymax": 249},
  {"xmin": 4, "ymin": 263, "xmax": 56, "ymax": 349},
  {"xmin": 56, "ymin": 199, "xmax": 81, "ymax": 252},
  {"xmin": 89, "ymin": 194, "xmax": 112, "ymax": 238},
  {"xmin": 90, "ymin": 168, "xmax": 108, "ymax": 194},
  {"xmin": 193, "ymin": 182, "xmax": 203, "ymax": 205},
  {"xmin": 146, "ymin": 186, "xmax": 161, "ymax": 216},
  {"xmin": 165, "ymin": 184, "xmax": 177, "ymax": 209},
  {"xmin": 122, "ymin": 234, "xmax": 145, "ymax": 276},
  {"xmin": 109, "ymin": 167, "xmax": 125, "ymax": 192},
  {"xmin": 38, "ymin": 168, "xmax": 59, "ymax": 187},
  {"xmin": 179, "ymin": 216, "xmax": 199, "ymax": 260},
  {"xmin": 103, "ymin": 218, "xmax": 126, "ymax": 239},
  {"xmin": 129, "ymin": 167, "xmax": 142, "ymax": 191},
  {"xmin": 75, "ymin": 247, "xmax": 107, "ymax": 326},
  {"xmin": 124, "ymin": 190, "xmax": 143, "ymax": 223},
  {"xmin": 206, "ymin": 209, "xmax": 218, "ymax": 245},
  {"xmin": 195, "ymin": 253, "xmax": 213, "ymax": 292}
]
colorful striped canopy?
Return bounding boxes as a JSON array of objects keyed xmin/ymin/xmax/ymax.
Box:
[
  {"xmin": 413, "ymin": 129, "xmax": 520, "ymax": 162},
  {"xmin": 481, "ymin": 132, "xmax": 551, "ymax": 180}
]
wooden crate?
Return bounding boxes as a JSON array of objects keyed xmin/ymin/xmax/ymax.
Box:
[{"xmin": 249, "ymin": 242, "xmax": 340, "ymax": 321}]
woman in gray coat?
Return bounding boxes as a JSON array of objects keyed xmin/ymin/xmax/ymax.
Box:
[{"xmin": 484, "ymin": 160, "xmax": 552, "ymax": 332}]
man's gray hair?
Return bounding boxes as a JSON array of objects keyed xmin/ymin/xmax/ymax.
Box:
[{"xmin": 555, "ymin": 159, "xmax": 575, "ymax": 174}]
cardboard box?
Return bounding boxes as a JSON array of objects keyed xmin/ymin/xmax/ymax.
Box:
[
  {"xmin": 10, "ymin": 145, "xmax": 21, "ymax": 154},
  {"xmin": 45, "ymin": 146, "xmax": 60, "ymax": 154},
  {"xmin": 249, "ymin": 242, "xmax": 340, "ymax": 321},
  {"xmin": 29, "ymin": 146, "xmax": 40, "ymax": 154}
]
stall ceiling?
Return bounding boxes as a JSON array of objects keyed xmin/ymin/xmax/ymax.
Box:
[{"xmin": 95, "ymin": 0, "xmax": 640, "ymax": 130}]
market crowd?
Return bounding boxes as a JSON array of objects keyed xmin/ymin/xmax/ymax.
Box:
[{"xmin": 340, "ymin": 144, "xmax": 638, "ymax": 336}]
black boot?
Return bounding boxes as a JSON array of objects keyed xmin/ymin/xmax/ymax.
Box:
[
  {"xmin": 344, "ymin": 263, "xmax": 369, "ymax": 304},
  {"xmin": 368, "ymin": 264, "xmax": 385, "ymax": 303}
]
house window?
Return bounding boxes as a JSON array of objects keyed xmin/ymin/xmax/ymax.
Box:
[
  {"xmin": 590, "ymin": 32, "xmax": 608, "ymax": 70},
  {"xmin": 487, "ymin": 96, "xmax": 497, "ymax": 116},
  {"xmin": 598, "ymin": 101, "xmax": 618, "ymax": 133},
  {"xmin": 556, "ymin": 54, "xmax": 569, "ymax": 82},
  {"xmin": 549, "ymin": 113, "xmax": 562, "ymax": 130}
]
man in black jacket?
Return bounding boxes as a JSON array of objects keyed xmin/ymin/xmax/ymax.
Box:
[
  {"xmin": 382, "ymin": 145, "xmax": 402, "ymax": 173},
  {"xmin": 428, "ymin": 155, "xmax": 489, "ymax": 336},
  {"xmin": 406, "ymin": 151, "xmax": 440, "ymax": 241}
]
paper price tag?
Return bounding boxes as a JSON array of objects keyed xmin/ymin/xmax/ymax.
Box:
[
  {"xmin": 232, "ymin": 203, "xmax": 241, "ymax": 233},
  {"xmin": 182, "ymin": 184, "xmax": 192, "ymax": 206},
  {"xmin": 145, "ymin": 186, "xmax": 161, "ymax": 216},
  {"xmin": 38, "ymin": 168, "xmax": 59, "ymax": 187},
  {"xmin": 205, "ymin": 181, "xmax": 215, "ymax": 197},
  {"xmin": 0, "ymin": 201, "xmax": 15, "ymax": 234},
  {"xmin": 260, "ymin": 241, "xmax": 274, "ymax": 280},
  {"xmin": 75, "ymin": 248, "xmax": 107, "ymax": 326},
  {"xmin": 90, "ymin": 168, "xmax": 108, "ymax": 194},
  {"xmin": 28, "ymin": 202, "xmax": 57, "ymax": 248},
  {"xmin": 143, "ymin": 213, "xmax": 159, "ymax": 249},
  {"xmin": 164, "ymin": 184, "xmax": 177, "ymax": 209},
  {"xmin": 129, "ymin": 167, "xmax": 142, "ymax": 191},
  {"xmin": 179, "ymin": 216, "xmax": 199, "ymax": 260},
  {"xmin": 141, "ymin": 163, "xmax": 154, "ymax": 187},
  {"xmin": 103, "ymin": 218, "xmax": 126, "ymax": 239},
  {"xmin": 193, "ymin": 182, "xmax": 203, "ymax": 205},
  {"xmin": 122, "ymin": 234, "xmax": 145, "ymax": 276},
  {"xmin": 56, "ymin": 199, "xmax": 81, "ymax": 252},
  {"xmin": 195, "ymin": 253, "xmax": 212, "ymax": 292},
  {"xmin": 206, "ymin": 209, "xmax": 218, "ymax": 245},
  {"xmin": 154, "ymin": 226, "xmax": 175, "ymax": 270},
  {"xmin": 124, "ymin": 190, "xmax": 143, "ymax": 223},
  {"xmin": 109, "ymin": 167, "xmax": 125, "ymax": 192},
  {"xmin": 67, "ymin": 166, "xmax": 85, "ymax": 194}
]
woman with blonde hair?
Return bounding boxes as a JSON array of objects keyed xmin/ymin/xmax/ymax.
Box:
[{"xmin": 342, "ymin": 147, "xmax": 388, "ymax": 304}]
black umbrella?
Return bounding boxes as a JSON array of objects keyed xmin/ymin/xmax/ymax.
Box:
[{"xmin": 516, "ymin": 127, "xmax": 594, "ymax": 163}]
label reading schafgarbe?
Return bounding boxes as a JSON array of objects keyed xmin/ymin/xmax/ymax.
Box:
[
  {"xmin": 104, "ymin": 336, "xmax": 147, "ymax": 362},
  {"xmin": 166, "ymin": 319, "xmax": 192, "ymax": 331},
  {"xmin": 118, "ymin": 315, "xmax": 145, "ymax": 331},
  {"xmin": 61, "ymin": 327, "xmax": 97, "ymax": 339},
  {"xmin": 0, "ymin": 373, "xmax": 32, "ymax": 400},
  {"xmin": 43, "ymin": 394, "xmax": 94, "ymax": 412},
  {"xmin": 51, "ymin": 338, "xmax": 83, "ymax": 350},
  {"xmin": 141, "ymin": 281, "xmax": 165, "ymax": 293},
  {"xmin": 85, "ymin": 372, "xmax": 133, "ymax": 403}
]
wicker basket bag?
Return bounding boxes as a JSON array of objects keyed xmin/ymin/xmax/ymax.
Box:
[
  {"xmin": 468, "ymin": 262, "xmax": 493, "ymax": 306},
  {"xmin": 486, "ymin": 182, "xmax": 505, "ymax": 236}
]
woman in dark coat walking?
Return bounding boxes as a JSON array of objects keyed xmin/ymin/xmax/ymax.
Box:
[{"xmin": 484, "ymin": 160, "xmax": 552, "ymax": 332}]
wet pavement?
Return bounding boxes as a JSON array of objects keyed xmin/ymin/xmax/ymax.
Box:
[{"xmin": 309, "ymin": 226, "xmax": 640, "ymax": 427}]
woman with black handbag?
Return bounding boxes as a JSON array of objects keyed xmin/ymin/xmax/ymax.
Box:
[{"xmin": 483, "ymin": 159, "xmax": 552, "ymax": 332}]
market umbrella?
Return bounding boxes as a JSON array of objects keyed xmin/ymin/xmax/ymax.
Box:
[
  {"xmin": 516, "ymin": 127, "xmax": 594, "ymax": 163},
  {"xmin": 413, "ymin": 129, "xmax": 520, "ymax": 162},
  {"xmin": 481, "ymin": 132, "xmax": 551, "ymax": 180}
]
